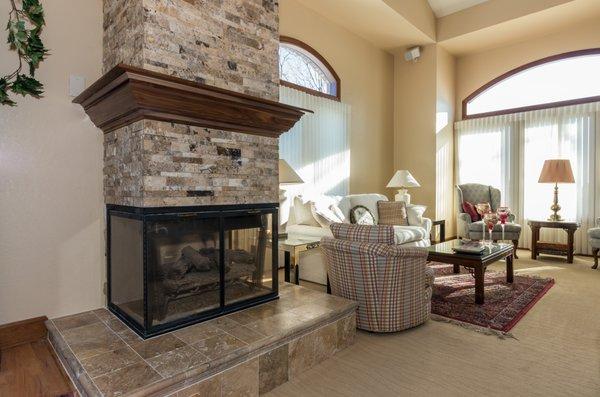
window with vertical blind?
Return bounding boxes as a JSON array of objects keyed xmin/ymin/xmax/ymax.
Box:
[{"xmin": 456, "ymin": 103, "xmax": 598, "ymax": 254}]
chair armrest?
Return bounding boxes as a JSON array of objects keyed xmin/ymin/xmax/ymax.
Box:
[
  {"xmin": 457, "ymin": 213, "xmax": 472, "ymax": 239},
  {"xmin": 458, "ymin": 213, "xmax": 472, "ymax": 224}
]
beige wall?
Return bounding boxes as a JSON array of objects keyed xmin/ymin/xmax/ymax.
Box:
[
  {"xmin": 280, "ymin": 0, "xmax": 395, "ymax": 196},
  {"xmin": 0, "ymin": 0, "xmax": 104, "ymax": 324},
  {"xmin": 394, "ymin": 44, "xmax": 437, "ymax": 212},
  {"xmin": 435, "ymin": 46, "xmax": 456, "ymax": 238},
  {"xmin": 455, "ymin": 17, "xmax": 600, "ymax": 120}
]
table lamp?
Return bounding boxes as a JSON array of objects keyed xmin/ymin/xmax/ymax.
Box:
[
  {"xmin": 386, "ymin": 170, "xmax": 420, "ymax": 204},
  {"xmin": 279, "ymin": 159, "xmax": 304, "ymax": 237},
  {"xmin": 538, "ymin": 159, "xmax": 574, "ymax": 221}
]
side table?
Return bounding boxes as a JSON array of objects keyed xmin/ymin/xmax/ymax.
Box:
[
  {"xmin": 268, "ymin": 235, "xmax": 321, "ymax": 284},
  {"xmin": 528, "ymin": 220, "xmax": 580, "ymax": 263},
  {"xmin": 431, "ymin": 219, "xmax": 446, "ymax": 243}
]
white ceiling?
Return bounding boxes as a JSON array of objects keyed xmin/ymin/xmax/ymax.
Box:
[{"xmin": 428, "ymin": 0, "xmax": 489, "ymax": 17}]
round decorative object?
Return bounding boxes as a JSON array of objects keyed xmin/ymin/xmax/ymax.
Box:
[{"xmin": 349, "ymin": 205, "xmax": 376, "ymax": 225}]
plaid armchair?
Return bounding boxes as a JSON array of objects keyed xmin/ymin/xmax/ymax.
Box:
[{"xmin": 321, "ymin": 223, "xmax": 433, "ymax": 333}]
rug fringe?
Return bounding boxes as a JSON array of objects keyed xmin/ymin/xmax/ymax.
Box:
[{"xmin": 430, "ymin": 314, "xmax": 518, "ymax": 340}]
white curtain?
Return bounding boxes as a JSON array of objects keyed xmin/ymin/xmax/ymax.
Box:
[
  {"xmin": 456, "ymin": 102, "xmax": 599, "ymax": 254},
  {"xmin": 279, "ymin": 86, "xmax": 351, "ymax": 197}
]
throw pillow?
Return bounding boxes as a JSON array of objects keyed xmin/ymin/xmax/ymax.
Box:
[
  {"xmin": 406, "ymin": 204, "xmax": 426, "ymax": 226},
  {"xmin": 330, "ymin": 223, "xmax": 395, "ymax": 244},
  {"xmin": 329, "ymin": 204, "xmax": 347, "ymax": 223},
  {"xmin": 293, "ymin": 196, "xmax": 320, "ymax": 227},
  {"xmin": 462, "ymin": 201, "xmax": 480, "ymax": 222},
  {"xmin": 349, "ymin": 205, "xmax": 376, "ymax": 225},
  {"xmin": 311, "ymin": 202, "xmax": 343, "ymax": 228},
  {"xmin": 377, "ymin": 200, "xmax": 408, "ymax": 226}
]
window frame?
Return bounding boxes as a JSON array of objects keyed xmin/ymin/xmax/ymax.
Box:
[
  {"xmin": 462, "ymin": 48, "xmax": 600, "ymax": 120},
  {"xmin": 279, "ymin": 36, "xmax": 341, "ymax": 102}
]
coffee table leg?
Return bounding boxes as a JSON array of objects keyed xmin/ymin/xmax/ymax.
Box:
[
  {"xmin": 453, "ymin": 264, "xmax": 460, "ymax": 274},
  {"xmin": 506, "ymin": 254, "xmax": 514, "ymax": 283},
  {"xmin": 475, "ymin": 266, "xmax": 485, "ymax": 304}
]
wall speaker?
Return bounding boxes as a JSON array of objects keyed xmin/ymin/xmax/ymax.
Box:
[{"xmin": 404, "ymin": 46, "xmax": 421, "ymax": 62}]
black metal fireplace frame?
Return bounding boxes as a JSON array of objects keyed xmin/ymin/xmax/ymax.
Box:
[{"xmin": 106, "ymin": 203, "xmax": 279, "ymax": 339}]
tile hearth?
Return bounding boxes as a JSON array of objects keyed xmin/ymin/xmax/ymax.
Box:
[{"xmin": 47, "ymin": 284, "xmax": 357, "ymax": 396}]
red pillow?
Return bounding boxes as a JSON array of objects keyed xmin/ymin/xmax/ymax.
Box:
[{"xmin": 462, "ymin": 201, "xmax": 480, "ymax": 222}]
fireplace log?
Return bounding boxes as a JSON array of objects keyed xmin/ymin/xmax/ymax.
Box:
[{"xmin": 181, "ymin": 246, "xmax": 212, "ymax": 272}]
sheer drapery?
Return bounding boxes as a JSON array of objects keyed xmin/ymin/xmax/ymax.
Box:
[
  {"xmin": 456, "ymin": 102, "xmax": 598, "ymax": 254},
  {"xmin": 278, "ymin": 86, "xmax": 351, "ymax": 223}
]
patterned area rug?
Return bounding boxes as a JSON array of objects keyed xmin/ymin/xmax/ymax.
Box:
[{"xmin": 428, "ymin": 263, "xmax": 554, "ymax": 333}]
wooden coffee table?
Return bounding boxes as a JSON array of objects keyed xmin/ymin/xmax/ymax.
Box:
[{"xmin": 427, "ymin": 240, "xmax": 514, "ymax": 304}]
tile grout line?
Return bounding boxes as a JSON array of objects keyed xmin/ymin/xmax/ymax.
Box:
[
  {"xmin": 50, "ymin": 317, "xmax": 105, "ymax": 397},
  {"xmin": 90, "ymin": 310, "xmax": 166, "ymax": 393}
]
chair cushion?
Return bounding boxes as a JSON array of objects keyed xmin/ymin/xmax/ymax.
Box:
[
  {"xmin": 588, "ymin": 228, "xmax": 600, "ymax": 239},
  {"xmin": 378, "ymin": 201, "xmax": 408, "ymax": 226},
  {"xmin": 330, "ymin": 223, "xmax": 395, "ymax": 244},
  {"xmin": 393, "ymin": 226, "xmax": 428, "ymax": 245},
  {"xmin": 468, "ymin": 221, "xmax": 522, "ymax": 233}
]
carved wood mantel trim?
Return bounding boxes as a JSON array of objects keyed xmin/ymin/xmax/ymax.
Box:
[{"xmin": 73, "ymin": 64, "xmax": 310, "ymax": 137}]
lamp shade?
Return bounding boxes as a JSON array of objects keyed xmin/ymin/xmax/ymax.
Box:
[
  {"xmin": 538, "ymin": 159, "xmax": 575, "ymax": 183},
  {"xmin": 386, "ymin": 170, "xmax": 420, "ymax": 188},
  {"xmin": 279, "ymin": 159, "xmax": 304, "ymax": 185}
]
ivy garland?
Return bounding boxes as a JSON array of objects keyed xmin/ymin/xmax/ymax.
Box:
[{"xmin": 1, "ymin": 0, "xmax": 48, "ymax": 106}]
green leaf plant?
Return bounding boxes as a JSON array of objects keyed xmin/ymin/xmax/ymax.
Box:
[{"xmin": 2, "ymin": 0, "xmax": 48, "ymax": 106}]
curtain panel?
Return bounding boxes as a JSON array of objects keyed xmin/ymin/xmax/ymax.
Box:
[{"xmin": 455, "ymin": 102, "xmax": 600, "ymax": 254}]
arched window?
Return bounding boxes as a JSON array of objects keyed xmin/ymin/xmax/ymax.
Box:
[
  {"xmin": 279, "ymin": 36, "xmax": 340, "ymax": 101},
  {"xmin": 463, "ymin": 49, "xmax": 600, "ymax": 119}
]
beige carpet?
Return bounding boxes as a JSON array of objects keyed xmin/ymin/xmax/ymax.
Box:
[{"xmin": 268, "ymin": 251, "xmax": 600, "ymax": 397}]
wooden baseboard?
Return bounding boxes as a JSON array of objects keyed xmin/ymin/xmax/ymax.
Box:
[{"xmin": 0, "ymin": 316, "xmax": 48, "ymax": 350}]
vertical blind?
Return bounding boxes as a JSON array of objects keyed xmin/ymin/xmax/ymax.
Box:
[
  {"xmin": 279, "ymin": 86, "xmax": 351, "ymax": 197},
  {"xmin": 456, "ymin": 102, "xmax": 599, "ymax": 254}
]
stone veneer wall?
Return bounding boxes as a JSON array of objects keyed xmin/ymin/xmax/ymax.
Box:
[
  {"xmin": 102, "ymin": 0, "xmax": 280, "ymax": 207},
  {"xmin": 104, "ymin": 121, "xmax": 279, "ymax": 207}
]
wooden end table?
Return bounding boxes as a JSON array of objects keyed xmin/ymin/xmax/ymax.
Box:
[
  {"xmin": 528, "ymin": 220, "xmax": 580, "ymax": 263},
  {"xmin": 431, "ymin": 219, "xmax": 446, "ymax": 243},
  {"xmin": 427, "ymin": 240, "xmax": 514, "ymax": 304},
  {"xmin": 268, "ymin": 235, "xmax": 321, "ymax": 284}
]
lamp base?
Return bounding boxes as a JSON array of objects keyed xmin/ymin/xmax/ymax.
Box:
[
  {"xmin": 548, "ymin": 183, "xmax": 563, "ymax": 222},
  {"xmin": 395, "ymin": 189, "xmax": 410, "ymax": 204}
]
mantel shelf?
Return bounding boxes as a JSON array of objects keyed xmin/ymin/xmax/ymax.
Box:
[{"xmin": 73, "ymin": 64, "xmax": 310, "ymax": 137}]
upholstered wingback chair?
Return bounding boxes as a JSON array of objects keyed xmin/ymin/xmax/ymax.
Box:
[
  {"xmin": 587, "ymin": 217, "xmax": 600, "ymax": 269},
  {"xmin": 321, "ymin": 223, "xmax": 433, "ymax": 333},
  {"xmin": 456, "ymin": 183, "xmax": 522, "ymax": 258}
]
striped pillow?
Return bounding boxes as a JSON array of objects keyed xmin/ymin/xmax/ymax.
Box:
[{"xmin": 377, "ymin": 201, "xmax": 408, "ymax": 226}]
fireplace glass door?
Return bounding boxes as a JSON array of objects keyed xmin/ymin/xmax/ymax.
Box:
[
  {"xmin": 223, "ymin": 213, "xmax": 273, "ymax": 306},
  {"xmin": 107, "ymin": 205, "xmax": 278, "ymax": 338}
]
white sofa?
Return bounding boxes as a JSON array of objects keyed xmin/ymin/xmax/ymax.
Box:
[{"xmin": 285, "ymin": 193, "xmax": 432, "ymax": 284}]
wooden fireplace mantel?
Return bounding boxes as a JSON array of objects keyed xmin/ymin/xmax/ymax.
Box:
[{"xmin": 73, "ymin": 64, "xmax": 310, "ymax": 137}]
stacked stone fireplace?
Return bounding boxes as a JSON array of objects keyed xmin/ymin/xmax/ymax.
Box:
[{"xmin": 74, "ymin": 0, "xmax": 306, "ymax": 338}]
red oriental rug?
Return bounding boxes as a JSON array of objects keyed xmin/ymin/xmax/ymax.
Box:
[{"xmin": 428, "ymin": 263, "xmax": 554, "ymax": 333}]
